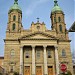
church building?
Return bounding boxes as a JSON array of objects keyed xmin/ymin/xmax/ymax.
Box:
[{"xmin": 3, "ymin": 0, "xmax": 73, "ymax": 75}]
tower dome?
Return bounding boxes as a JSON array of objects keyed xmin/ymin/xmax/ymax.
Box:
[
  {"xmin": 51, "ymin": 0, "xmax": 63, "ymax": 13},
  {"xmin": 9, "ymin": 0, "xmax": 22, "ymax": 13}
]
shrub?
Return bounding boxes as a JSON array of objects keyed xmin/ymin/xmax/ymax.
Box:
[
  {"xmin": 0, "ymin": 73, "xmax": 2, "ymax": 75},
  {"xmin": 13, "ymin": 72, "xmax": 19, "ymax": 75},
  {"xmin": 67, "ymin": 70, "xmax": 72, "ymax": 75},
  {"xmin": 60, "ymin": 71, "xmax": 72, "ymax": 75}
]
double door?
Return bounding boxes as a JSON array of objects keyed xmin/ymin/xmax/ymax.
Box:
[
  {"xmin": 24, "ymin": 66, "xmax": 53, "ymax": 75},
  {"xmin": 24, "ymin": 66, "xmax": 30, "ymax": 75},
  {"xmin": 36, "ymin": 66, "xmax": 42, "ymax": 75},
  {"xmin": 48, "ymin": 66, "xmax": 53, "ymax": 75}
]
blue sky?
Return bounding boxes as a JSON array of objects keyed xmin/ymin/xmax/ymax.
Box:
[{"xmin": 0, "ymin": 0, "xmax": 75, "ymax": 56}]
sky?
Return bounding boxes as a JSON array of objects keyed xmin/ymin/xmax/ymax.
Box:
[{"xmin": 0, "ymin": 0, "xmax": 75, "ymax": 56}]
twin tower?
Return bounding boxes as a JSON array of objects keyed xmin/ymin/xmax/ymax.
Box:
[{"xmin": 7, "ymin": 0, "xmax": 67, "ymax": 36}]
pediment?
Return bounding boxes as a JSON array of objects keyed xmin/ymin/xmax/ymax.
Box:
[{"xmin": 19, "ymin": 32, "xmax": 57, "ymax": 40}]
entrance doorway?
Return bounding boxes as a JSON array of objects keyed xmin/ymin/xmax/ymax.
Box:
[
  {"xmin": 24, "ymin": 66, "xmax": 30, "ymax": 75},
  {"xmin": 36, "ymin": 66, "xmax": 42, "ymax": 75},
  {"xmin": 48, "ymin": 66, "xmax": 53, "ymax": 75}
]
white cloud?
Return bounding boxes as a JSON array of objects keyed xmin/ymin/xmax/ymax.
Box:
[{"xmin": 25, "ymin": 0, "xmax": 49, "ymax": 16}]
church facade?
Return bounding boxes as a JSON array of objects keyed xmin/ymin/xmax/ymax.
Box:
[{"xmin": 3, "ymin": 0, "xmax": 73, "ymax": 75}]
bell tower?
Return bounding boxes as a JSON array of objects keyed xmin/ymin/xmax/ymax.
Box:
[
  {"xmin": 7, "ymin": 0, "xmax": 22, "ymax": 32},
  {"xmin": 50, "ymin": 0, "xmax": 68, "ymax": 39}
]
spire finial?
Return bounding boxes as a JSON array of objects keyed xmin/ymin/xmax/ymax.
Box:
[
  {"xmin": 14, "ymin": 0, "xmax": 18, "ymax": 4},
  {"xmin": 37, "ymin": 18, "xmax": 40, "ymax": 23},
  {"xmin": 54, "ymin": 0, "xmax": 58, "ymax": 6}
]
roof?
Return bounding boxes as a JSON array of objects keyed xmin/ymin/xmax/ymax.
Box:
[
  {"xmin": 0, "ymin": 57, "xmax": 4, "ymax": 59},
  {"xmin": 51, "ymin": 0, "xmax": 63, "ymax": 13},
  {"xmin": 69, "ymin": 22, "xmax": 75, "ymax": 32},
  {"xmin": 9, "ymin": 0, "xmax": 22, "ymax": 13}
]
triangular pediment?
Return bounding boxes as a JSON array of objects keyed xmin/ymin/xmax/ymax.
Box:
[{"xmin": 19, "ymin": 32, "xmax": 57, "ymax": 40}]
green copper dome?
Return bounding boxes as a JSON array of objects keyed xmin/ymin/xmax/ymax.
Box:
[
  {"xmin": 51, "ymin": 0, "xmax": 63, "ymax": 13},
  {"xmin": 9, "ymin": 0, "xmax": 22, "ymax": 13}
]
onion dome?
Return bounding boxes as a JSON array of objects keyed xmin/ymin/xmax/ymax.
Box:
[
  {"xmin": 51, "ymin": 0, "xmax": 63, "ymax": 13},
  {"xmin": 9, "ymin": 0, "xmax": 22, "ymax": 13}
]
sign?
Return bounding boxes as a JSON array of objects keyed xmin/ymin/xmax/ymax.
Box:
[{"xmin": 60, "ymin": 64, "xmax": 67, "ymax": 72}]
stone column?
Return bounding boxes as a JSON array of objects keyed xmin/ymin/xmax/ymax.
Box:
[
  {"xmin": 55, "ymin": 46, "xmax": 59, "ymax": 75},
  {"xmin": 20, "ymin": 47, "xmax": 23, "ymax": 75},
  {"xmin": 44, "ymin": 46, "xmax": 48, "ymax": 75},
  {"xmin": 32, "ymin": 46, "xmax": 35, "ymax": 75}
]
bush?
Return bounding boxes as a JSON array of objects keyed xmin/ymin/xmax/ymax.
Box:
[
  {"xmin": 60, "ymin": 70, "xmax": 72, "ymax": 75},
  {"xmin": 67, "ymin": 70, "xmax": 72, "ymax": 75},
  {"xmin": 13, "ymin": 72, "xmax": 19, "ymax": 75},
  {"xmin": 0, "ymin": 73, "xmax": 2, "ymax": 75}
]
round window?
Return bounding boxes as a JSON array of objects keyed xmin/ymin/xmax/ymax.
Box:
[{"xmin": 37, "ymin": 26, "xmax": 40, "ymax": 30}]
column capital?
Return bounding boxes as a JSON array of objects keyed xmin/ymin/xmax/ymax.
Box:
[
  {"xmin": 32, "ymin": 45, "xmax": 35, "ymax": 49},
  {"xmin": 43, "ymin": 45, "xmax": 47, "ymax": 49},
  {"xmin": 20, "ymin": 46, "xmax": 23, "ymax": 48},
  {"xmin": 54, "ymin": 45, "xmax": 58, "ymax": 49}
]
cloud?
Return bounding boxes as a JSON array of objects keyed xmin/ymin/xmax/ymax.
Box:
[{"xmin": 25, "ymin": 0, "xmax": 49, "ymax": 17}]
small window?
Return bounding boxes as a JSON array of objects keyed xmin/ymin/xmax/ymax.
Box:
[
  {"xmin": 10, "ymin": 66, "xmax": 13, "ymax": 72},
  {"xmin": 37, "ymin": 26, "xmax": 40, "ymax": 30},
  {"xmin": 59, "ymin": 25, "xmax": 62, "ymax": 32},
  {"xmin": 48, "ymin": 50, "xmax": 51, "ymax": 58},
  {"xmin": 9, "ymin": 15, "xmax": 11, "ymax": 22},
  {"xmin": 62, "ymin": 49, "xmax": 66, "ymax": 57},
  {"xmin": 25, "ymin": 53, "xmax": 29, "ymax": 58},
  {"xmin": 13, "ymin": 15, "xmax": 16, "ymax": 21},
  {"xmin": 37, "ymin": 50, "xmax": 40, "ymax": 58},
  {"xmin": 12, "ymin": 23, "xmax": 16, "ymax": 30},
  {"xmin": 25, "ymin": 50, "xmax": 29, "ymax": 58},
  {"xmin": 10, "ymin": 49, "xmax": 15, "ymax": 58},
  {"xmin": 54, "ymin": 17, "xmax": 56, "ymax": 23},
  {"xmin": 18, "ymin": 16, "xmax": 20, "ymax": 22},
  {"xmin": 58, "ymin": 17, "xmax": 61, "ymax": 22}
]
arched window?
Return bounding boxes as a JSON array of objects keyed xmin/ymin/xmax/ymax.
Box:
[
  {"xmin": 58, "ymin": 17, "xmax": 61, "ymax": 22},
  {"xmin": 9, "ymin": 15, "xmax": 11, "ymax": 22},
  {"xmin": 18, "ymin": 16, "xmax": 20, "ymax": 22},
  {"xmin": 59, "ymin": 25, "xmax": 62, "ymax": 32},
  {"xmin": 37, "ymin": 50, "xmax": 40, "ymax": 58},
  {"xmin": 62, "ymin": 49, "xmax": 66, "ymax": 57},
  {"xmin": 10, "ymin": 49, "xmax": 15, "ymax": 58},
  {"xmin": 25, "ymin": 50, "xmax": 29, "ymax": 58},
  {"xmin": 12, "ymin": 23, "xmax": 16, "ymax": 30},
  {"xmin": 10, "ymin": 66, "xmax": 13, "ymax": 72},
  {"xmin": 48, "ymin": 50, "xmax": 51, "ymax": 58},
  {"xmin": 13, "ymin": 15, "xmax": 16, "ymax": 21},
  {"xmin": 54, "ymin": 17, "xmax": 56, "ymax": 23}
]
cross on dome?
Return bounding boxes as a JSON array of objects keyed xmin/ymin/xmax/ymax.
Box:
[
  {"xmin": 14, "ymin": 0, "xmax": 18, "ymax": 4},
  {"xmin": 54, "ymin": 0, "xmax": 58, "ymax": 6}
]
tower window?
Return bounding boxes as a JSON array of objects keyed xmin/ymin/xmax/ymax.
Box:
[
  {"xmin": 48, "ymin": 50, "xmax": 51, "ymax": 58},
  {"xmin": 54, "ymin": 17, "xmax": 56, "ymax": 23},
  {"xmin": 12, "ymin": 23, "xmax": 16, "ymax": 30},
  {"xmin": 58, "ymin": 17, "xmax": 61, "ymax": 22},
  {"xmin": 10, "ymin": 49, "xmax": 15, "ymax": 58},
  {"xmin": 62, "ymin": 49, "xmax": 66, "ymax": 57},
  {"xmin": 18, "ymin": 16, "xmax": 20, "ymax": 22},
  {"xmin": 13, "ymin": 15, "xmax": 16, "ymax": 21},
  {"xmin": 10, "ymin": 66, "xmax": 13, "ymax": 72},
  {"xmin": 59, "ymin": 25, "xmax": 62, "ymax": 32}
]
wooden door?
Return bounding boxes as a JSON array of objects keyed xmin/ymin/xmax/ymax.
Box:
[
  {"xmin": 48, "ymin": 66, "xmax": 53, "ymax": 75},
  {"xmin": 36, "ymin": 66, "xmax": 42, "ymax": 75},
  {"xmin": 24, "ymin": 66, "xmax": 30, "ymax": 75}
]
